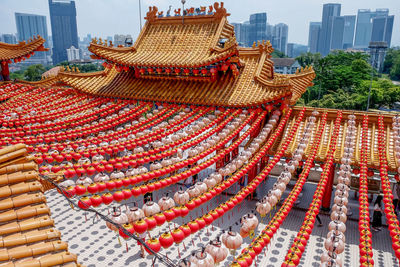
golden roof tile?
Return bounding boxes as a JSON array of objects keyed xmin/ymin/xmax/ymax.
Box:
[{"xmin": 0, "ymin": 144, "xmax": 82, "ymax": 266}]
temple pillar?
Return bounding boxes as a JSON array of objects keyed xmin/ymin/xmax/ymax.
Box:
[
  {"xmin": 321, "ymin": 163, "xmax": 336, "ymax": 211},
  {"xmin": 1, "ymin": 61, "xmax": 10, "ymax": 81}
]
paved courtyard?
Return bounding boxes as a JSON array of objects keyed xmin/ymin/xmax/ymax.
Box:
[{"xmin": 45, "ymin": 172, "xmax": 398, "ymax": 267}]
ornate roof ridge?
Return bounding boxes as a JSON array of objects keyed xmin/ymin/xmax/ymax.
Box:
[
  {"xmin": 145, "ymin": 2, "xmax": 230, "ymax": 24},
  {"xmin": 0, "ymin": 35, "xmax": 48, "ymax": 61}
]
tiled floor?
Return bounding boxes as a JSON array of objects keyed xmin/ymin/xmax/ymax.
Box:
[{"xmin": 45, "ymin": 174, "xmax": 399, "ymax": 267}]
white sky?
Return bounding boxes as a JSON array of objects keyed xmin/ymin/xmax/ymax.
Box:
[{"xmin": 1, "ymin": 0, "xmax": 399, "ymax": 46}]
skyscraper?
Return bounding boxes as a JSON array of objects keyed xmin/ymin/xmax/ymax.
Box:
[
  {"xmin": 1, "ymin": 34, "xmax": 17, "ymax": 44},
  {"xmin": 308, "ymin": 22, "xmax": 322, "ymax": 53},
  {"xmin": 48, "ymin": 0, "xmax": 79, "ymax": 64},
  {"xmin": 15, "ymin": 13, "xmax": 49, "ymax": 64},
  {"xmin": 271, "ymin": 23, "xmax": 288, "ymax": 54},
  {"xmin": 371, "ymin": 15, "xmax": 394, "ymax": 47},
  {"xmin": 331, "ymin": 15, "xmax": 355, "ymax": 50},
  {"xmin": 317, "ymin": 3, "xmax": 341, "ymax": 56},
  {"xmin": 354, "ymin": 9, "xmax": 389, "ymax": 49},
  {"xmin": 248, "ymin": 13, "xmax": 267, "ymax": 47}
]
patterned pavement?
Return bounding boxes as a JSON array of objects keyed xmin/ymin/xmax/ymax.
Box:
[{"xmin": 44, "ymin": 169, "xmax": 399, "ymax": 267}]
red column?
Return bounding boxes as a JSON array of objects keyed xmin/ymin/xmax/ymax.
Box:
[
  {"xmin": 1, "ymin": 61, "xmax": 10, "ymax": 81},
  {"xmin": 322, "ymin": 163, "xmax": 336, "ymax": 211},
  {"xmin": 231, "ymin": 134, "xmax": 239, "ymax": 159}
]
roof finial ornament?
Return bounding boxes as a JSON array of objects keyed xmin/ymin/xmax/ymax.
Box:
[
  {"xmin": 92, "ymin": 38, "xmax": 97, "ymax": 44},
  {"xmin": 145, "ymin": 6, "xmax": 158, "ymax": 22},
  {"xmin": 109, "ymin": 40, "xmax": 113, "ymax": 47},
  {"xmin": 99, "ymin": 37, "xmax": 103, "ymax": 45},
  {"xmin": 252, "ymin": 41, "xmax": 256, "ymax": 48},
  {"xmin": 166, "ymin": 5, "xmax": 172, "ymax": 17}
]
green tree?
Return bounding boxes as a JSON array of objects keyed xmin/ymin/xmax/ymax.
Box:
[
  {"xmin": 23, "ymin": 64, "xmax": 45, "ymax": 81},
  {"xmin": 271, "ymin": 49, "xmax": 287, "ymax": 58},
  {"xmin": 296, "ymin": 52, "xmax": 321, "ymax": 67}
]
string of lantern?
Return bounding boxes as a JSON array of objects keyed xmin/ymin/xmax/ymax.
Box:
[
  {"xmin": 321, "ymin": 114, "xmax": 357, "ymax": 266},
  {"xmin": 39, "ymin": 174, "xmax": 176, "ymax": 267},
  {"xmin": 282, "ymin": 110, "xmax": 342, "ymax": 266},
  {"xmin": 233, "ymin": 111, "xmax": 327, "ymax": 266},
  {"xmin": 74, "ymin": 111, "xmax": 260, "ymax": 208},
  {"xmin": 377, "ymin": 115, "xmax": 400, "ymax": 262},
  {"xmin": 358, "ymin": 115, "xmax": 374, "ymax": 266}
]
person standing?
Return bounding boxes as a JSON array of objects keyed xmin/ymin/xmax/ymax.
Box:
[
  {"xmin": 372, "ymin": 195, "xmax": 383, "ymax": 231},
  {"xmin": 393, "ymin": 181, "xmax": 400, "ymax": 215}
]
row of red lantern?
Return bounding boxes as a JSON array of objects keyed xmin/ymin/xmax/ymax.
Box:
[
  {"xmin": 121, "ymin": 109, "xmax": 295, "ymax": 256},
  {"xmin": 38, "ymin": 107, "xmax": 214, "ymax": 174},
  {"xmin": 2, "ymin": 101, "xmax": 130, "ymax": 140},
  {"xmin": 377, "ymin": 116, "xmax": 400, "ymax": 261},
  {"xmin": 33, "ymin": 104, "xmax": 196, "ymax": 155},
  {"xmin": 43, "ymin": 108, "xmax": 234, "ymax": 179},
  {"xmin": 235, "ymin": 112, "xmax": 328, "ymax": 267},
  {"xmin": 70, "ymin": 111, "xmax": 258, "ymax": 201},
  {"xmin": 0, "ymin": 86, "xmax": 46, "ymax": 112},
  {"xmin": 34, "ymin": 105, "xmax": 173, "ymax": 158},
  {"xmin": 13, "ymin": 51, "xmax": 35, "ymax": 63},
  {"xmin": 1, "ymin": 100, "xmax": 133, "ymax": 144},
  {"xmin": 4, "ymin": 97, "xmax": 106, "ymax": 130},
  {"xmin": 122, "ymin": 111, "xmax": 282, "ymax": 234},
  {"xmin": 23, "ymin": 103, "xmax": 148, "ymax": 147},
  {"xmin": 0, "ymin": 89, "xmax": 92, "ymax": 126},
  {"xmin": 205, "ymin": 108, "xmax": 308, "ymax": 267},
  {"xmin": 2, "ymin": 100, "xmax": 120, "ymax": 138},
  {"xmin": 235, "ymin": 113, "xmax": 327, "ymax": 267},
  {"xmin": 0, "ymin": 86, "xmax": 72, "ymax": 116},
  {"xmin": 357, "ymin": 115, "xmax": 374, "ymax": 267},
  {"xmin": 282, "ymin": 111, "xmax": 343, "ymax": 266}
]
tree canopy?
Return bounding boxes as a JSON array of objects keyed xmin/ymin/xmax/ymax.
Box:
[{"xmin": 296, "ymin": 50, "xmax": 400, "ymax": 111}]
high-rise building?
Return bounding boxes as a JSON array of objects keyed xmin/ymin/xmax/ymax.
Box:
[
  {"xmin": 15, "ymin": 13, "xmax": 49, "ymax": 64},
  {"xmin": 317, "ymin": 3, "xmax": 341, "ymax": 56},
  {"xmin": 354, "ymin": 9, "xmax": 389, "ymax": 49},
  {"xmin": 287, "ymin": 43, "xmax": 294, "ymax": 58},
  {"xmin": 48, "ymin": 0, "xmax": 79, "ymax": 64},
  {"xmin": 308, "ymin": 22, "xmax": 321, "ymax": 53},
  {"xmin": 1, "ymin": 34, "xmax": 17, "ymax": 44},
  {"xmin": 331, "ymin": 15, "xmax": 355, "ymax": 50},
  {"xmin": 371, "ymin": 15, "xmax": 394, "ymax": 47},
  {"xmin": 114, "ymin": 34, "xmax": 133, "ymax": 46},
  {"xmin": 271, "ymin": 23, "xmax": 288, "ymax": 54},
  {"xmin": 66, "ymin": 45, "xmax": 81, "ymax": 61},
  {"xmin": 248, "ymin": 13, "xmax": 267, "ymax": 47}
]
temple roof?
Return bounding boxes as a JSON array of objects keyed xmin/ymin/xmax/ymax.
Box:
[
  {"xmin": 0, "ymin": 35, "xmax": 48, "ymax": 62},
  {"xmin": 88, "ymin": 2, "xmax": 237, "ymax": 69},
  {"xmin": 55, "ymin": 47, "xmax": 314, "ymax": 107},
  {"xmin": 0, "ymin": 144, "xmax": 82, "ymax": 266}
]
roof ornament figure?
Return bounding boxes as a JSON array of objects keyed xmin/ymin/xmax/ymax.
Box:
[
  {"xmin": 66, "ymin": 66, "xmax": 71, "ymax": 72},
  {"xmin": 99, "ymin": 38, "xmax": 103, "ymax": 45},
  {"xmin": 208, "ymin": 5, "xmax": 213, "ymax": 14},
  {"xmin": 166, "ymin": 5, "xmax": 172, "ymax": 17},
  {"xmin": 145, "ymin": 6, "xmax": 158, "ymax": 22},
  {"xmin": 174, "ymin": 8, "xmax": 181, "ymax": 16},
  {"xmin": 92, "ymin": 38, "xmax": 97, "ymax": 44},
  {"xmin": 109, "ymin": 40, "xmax": 113, "ymax": 47},
  {"xmin": 157, "ymin": 11, "xmax": 164, "ymax": 17}
]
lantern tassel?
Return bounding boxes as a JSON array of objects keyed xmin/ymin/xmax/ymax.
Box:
[{"xmin": 126, "ymin": 242, "xmax": 129, "ymax": 252}]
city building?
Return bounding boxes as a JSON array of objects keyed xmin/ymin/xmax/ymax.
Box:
[
  {"xmin": 48, "ymin": 0, "xmax": 79, "ymax": 64},
  {"xmin": 248, "ymin": 13, "xmax": 267, "ymax": 47},
  {"xmin": 66, "ymin": 45, "xmax": 81, "ymax": 61},
  {"xmin": 271, "ymin": 23, "xmax": 288, "ymax": 54},
  {"xmin": 272, "ymin": 58, "xmax": 301, "ymax": 74},
  {"xmin": 371, "ymin": 15, "xmax": 394, "ymax": 47},
  {"xmin": 0, "ymin": 34, "xmax": 17, "ymax": 44},
  {"xmin": 331, "ymin": 15, "xmax": 356, "ymax": 50},
  {"xmin": 308, "ymin": 22, "xmax": 321, "ymax": 53},
  {"xmin": 317, "ymin": 3, "xmax": 341, "ymax": 56},
  {"xmin": 287, "ymin": 43, "xmax": 294, "ymax": 57},
  {"xmin": 114, "ymin": 34, "xmax": 133, "ymax": 46},
  {"xmin": 354, "ymin": 9, "xmax": 389, "ymax": 49},
  {"xmin": 15, "ymin": 12, "xmax": 49, "ymax": 64}
]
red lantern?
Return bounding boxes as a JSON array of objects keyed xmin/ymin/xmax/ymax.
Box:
[
  {"xmin": 145, "ymin": 238, "xmax": 161, "ymax": 254},
  {"xmin": 133, "ymin": 218, "xmax": 148, "ymax": 234},
  {"xmin": 102, "ymin": 193, "xmax": 114, "ymax": 205},
  {"xmin": 78, "ymin": 196, "xmax": 92, "ymax": 210},
  {"xmin": 159, "ymin": 232, "xmax": 174, "ymax": 248}
]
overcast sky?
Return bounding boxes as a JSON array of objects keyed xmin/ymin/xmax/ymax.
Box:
[{"xmin": 1, "ymin": 0, "xmax": 399, "ymax": 46}]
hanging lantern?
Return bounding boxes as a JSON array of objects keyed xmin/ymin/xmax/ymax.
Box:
[
  {"xmin": 145, "ymin": 238, "xmax": 161, "ymax": 254},
  {"xmin": 159, "ymin": 231, "xmax": 174, "ymax": 248},
  {"xmin": 205, "ymin": 238, "xmax": 228, "ymax": 264}
]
